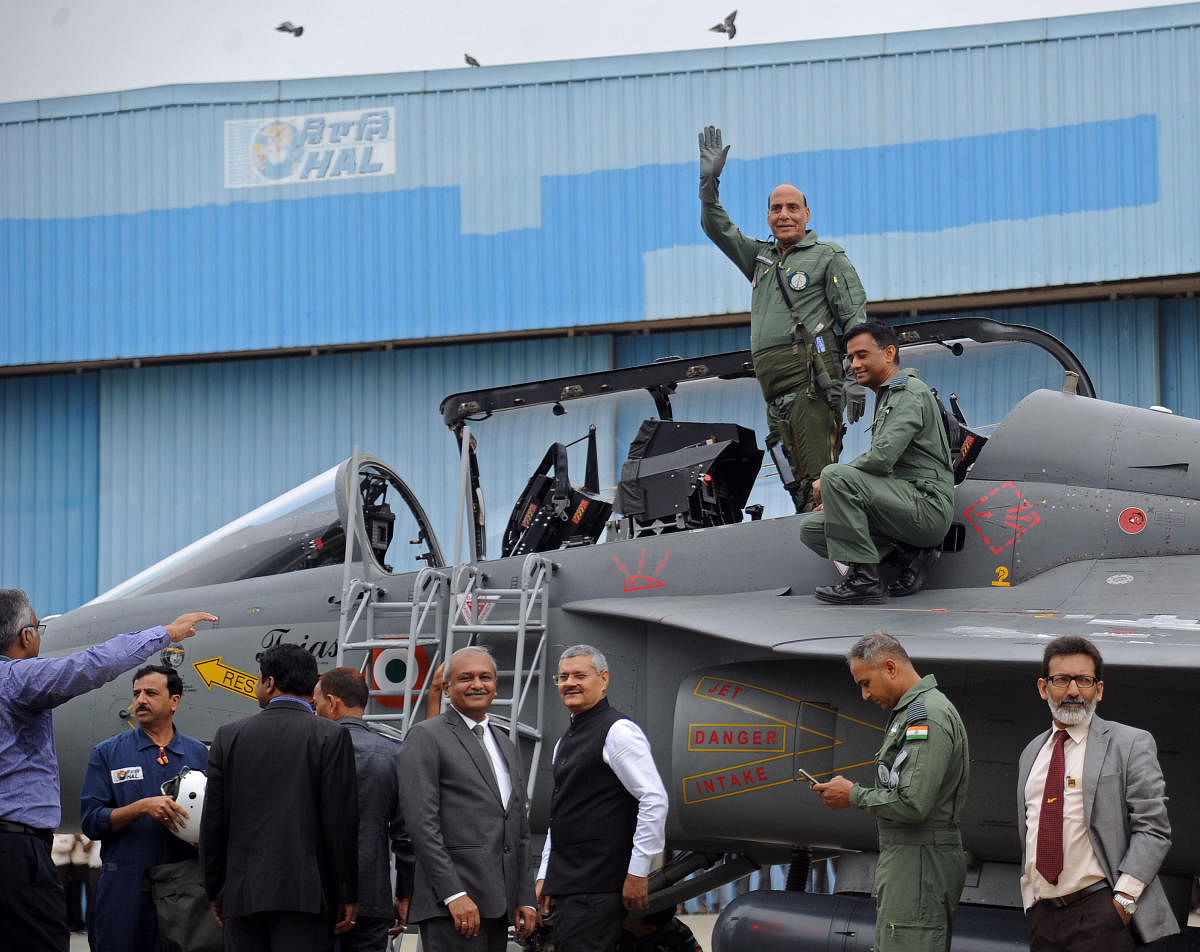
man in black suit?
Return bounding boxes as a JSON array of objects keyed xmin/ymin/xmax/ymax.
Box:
[
  {"xmin": 200, "ymin": 644, "xmax": 359, "ymax": 951},
  {"xmin": 398, "ymin": 646, "xmax": 538, "ymax": 952},
  {"xmin": 314, "ymin": 666, "xmax": 414, "ymax": 952}
]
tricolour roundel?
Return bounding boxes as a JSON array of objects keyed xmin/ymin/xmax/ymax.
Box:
[{"xmin": 370, "ymin": 645, "xmax": 431, "ymax": 709}]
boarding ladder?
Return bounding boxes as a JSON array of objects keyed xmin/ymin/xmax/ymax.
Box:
[
  {"xmin": 442, "ymin": 553, "xmax": 553, "ymax": 800},
  {"xmin": 335, "ymin": 450, "xmax": 449, "ymax": 737}
]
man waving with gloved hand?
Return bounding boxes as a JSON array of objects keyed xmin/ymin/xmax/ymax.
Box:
[{"xmin": 699, "ymin": 124, "xmax": 869, "ymax": 513}]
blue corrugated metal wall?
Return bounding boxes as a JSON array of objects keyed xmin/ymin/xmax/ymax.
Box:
[
  {"xmin": 5, "ymin": 297, "xmax": 1196, "ymax": 616},
  {"xmin": 3, "ymin": 5, "xmax": 1200, "ymax": 368},
  {"xmin": 1, "ymin": 373, "xmax": 99, "ymax": 614}
]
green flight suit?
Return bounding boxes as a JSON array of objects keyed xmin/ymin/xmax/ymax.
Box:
[
  {"xmin": 701, "ymin": 199, "xmax": 867, "ymax": 512},
  {"xmin": 851, "ymin": 675, "xmax": 969, "ymax": 952},
  {"xmin": 800, "ymin": 368, "xmax": 954, "ymax": 564}
]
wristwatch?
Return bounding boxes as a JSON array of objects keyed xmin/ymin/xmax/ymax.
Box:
[{"xmin": 1114, "ymin": 893, "xmax": 1137, "ymax": 917}]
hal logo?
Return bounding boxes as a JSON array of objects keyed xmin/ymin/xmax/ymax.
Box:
[{"xmin": 225, "ymin": 108, "xmax": 396, "ymax": 189}]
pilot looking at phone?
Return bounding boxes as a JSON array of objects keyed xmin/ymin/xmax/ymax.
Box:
[
  {"xmin": 800, "ymin": 320, "xmax": 954, "ymax": 603},
  {"xmin": 80, "ymin": 664, "xmax": 209, "ymax": 952},
  {"xmin": 814, "ymin": 631, "xmax": 969, "ymax": 952}
]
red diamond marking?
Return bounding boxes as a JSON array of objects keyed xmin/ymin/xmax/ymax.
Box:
[{"xmin": 963, "ymin": 481, "xmax": 1041, "ymax": 555}]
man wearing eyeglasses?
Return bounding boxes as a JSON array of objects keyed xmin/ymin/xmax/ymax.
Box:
[
  {"xmin": 0, "ymin": 587, "xmax": 215, "ymax": 952},
  {"xmin": 1017, "ymin": 636, "xmax": 1177, "ymax": 950},
  {"xmin": 535, "ymin": 645, "xmax": 668, "ymax": 952}
]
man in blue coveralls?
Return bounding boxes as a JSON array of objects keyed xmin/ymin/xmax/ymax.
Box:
[{"xmin": 81, "ymin": 664, "xmax": 209, "ymax": 952}]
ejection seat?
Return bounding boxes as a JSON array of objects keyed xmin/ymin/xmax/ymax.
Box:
[
  {"xmin": 500, "ymin": 427, "xmax": 612, "ymax": 558},
  {"xmin": 613, "ymin": 420, "xmax": 764, "ymax": 539}
]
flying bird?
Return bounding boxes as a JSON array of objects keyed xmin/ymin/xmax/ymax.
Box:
[
  {"xmin": 465, "ymin": 53, "xmax": 481, "ymax": 67},
  {"xmin": 276, "ymin": 21, "xmax": 304, "ymax": 37},
  {"xmin": 709, "ymin": 9, "xmax": 737, "ymax": 40}
]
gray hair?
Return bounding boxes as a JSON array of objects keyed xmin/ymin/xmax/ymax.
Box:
[
  {"xmin": 559, "ymin": 644, "xmax": 608, "ymax": 675},
  {"xmin": 0, "ymin": 589, "xmax": 35, "ymax": 655},
  {"xmin": 447, "ymin": 645, "xmax": 496, "ymax": 677},
  {"xmin": 847, "ymin": 631, "xmax": 910, "ymax": 667}
]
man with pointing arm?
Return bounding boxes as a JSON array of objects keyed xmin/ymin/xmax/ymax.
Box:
[{"xmin": 0, "ymin": 587, "xmax": 214, "ymax": 952}]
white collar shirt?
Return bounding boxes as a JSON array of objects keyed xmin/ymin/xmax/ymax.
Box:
[{"xmin": 1020, "ymin": 718, "xmax": 1146, "ymax": 909}]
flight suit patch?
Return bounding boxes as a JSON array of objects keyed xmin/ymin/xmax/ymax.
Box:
[
  {"xmin": 878, "ymin": 749, "xmax": 909, "ymax": 790},
  {"xmin": 111, "ymin": 766, "xmax": 143, "ymax": 783},
  {"xmin": 789, "ymin": 271, "xmax": 808, "ymax": 290},
  {"xmin": 905, "ymin": 725, "xmax": 929, "ymax": 742}
]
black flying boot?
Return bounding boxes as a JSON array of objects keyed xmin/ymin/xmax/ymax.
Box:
[
  {"xmin": 887, "ymin": 547, "xmax": 941, "ymax": 597},
  {"xmin": 814, "ymin": 563, "xmax": 887, "ymax": 604}
]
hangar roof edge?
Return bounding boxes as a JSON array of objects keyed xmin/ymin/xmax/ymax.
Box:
[{"xmin": 2, "ymin": 3, "xmax": 1198, "ymax": 122}]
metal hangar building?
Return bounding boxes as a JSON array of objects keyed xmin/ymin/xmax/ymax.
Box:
[{"xmin": 2, "ymin": 3, "xmax": 1199, "ymax": 614}]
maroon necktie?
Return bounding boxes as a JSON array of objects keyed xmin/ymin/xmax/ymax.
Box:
[{"xmin": 1036, "ymin": 729, "xmax": 1068, "ymax": 884}]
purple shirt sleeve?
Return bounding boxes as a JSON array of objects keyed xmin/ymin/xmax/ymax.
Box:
[{"xmin": 6, "ymin": 626, "xmax": 171, "ymax": 711}]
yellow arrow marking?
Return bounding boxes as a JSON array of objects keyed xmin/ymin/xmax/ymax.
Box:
[{"xmin": 193, "ymin": 657, "xmax": 258, "ymax": 701}]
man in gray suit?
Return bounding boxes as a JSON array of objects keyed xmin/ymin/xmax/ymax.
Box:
[
  {"xmin": 1017, "ymin": 635, "xmax": 1177, "ymax": 950},
  {"xmin": 398, "ymin": 647, "xmax": 538, "ymax": 952}
]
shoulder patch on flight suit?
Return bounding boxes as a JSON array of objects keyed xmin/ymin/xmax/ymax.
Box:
[
  {"xmin": 905, "ymin": 725, "xmax": 929, "ymax": 742},
  {"xmin": 884, "ymin": 375, "xmax": 910, "ymax": 391},
  {"xmin": 906, "ymin": 699, "xmax": 927, "ymax": 724}
]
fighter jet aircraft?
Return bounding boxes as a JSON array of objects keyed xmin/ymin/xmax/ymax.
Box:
[{"xmin": 44, "ymin": 317, "xmax": 1199, "ymax": 948}]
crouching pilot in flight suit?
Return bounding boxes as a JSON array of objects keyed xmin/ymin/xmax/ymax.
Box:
[{"xmin": 800, "ymin": 320, "xmax": 953, "ymax": 603}]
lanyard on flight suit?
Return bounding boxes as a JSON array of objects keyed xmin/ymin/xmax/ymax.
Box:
[{"xmin": 770, "ymin": 259, "xmax": 837, "ymax": 400}]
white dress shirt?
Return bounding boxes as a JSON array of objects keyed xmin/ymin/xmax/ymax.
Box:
[
  {"xmin": 1020, "ymin": 717, "xmax": 1146, "ymax": 909},
  {"xmin": 536, "ymin": 718, "xmax": 668, "ymax": 882}
]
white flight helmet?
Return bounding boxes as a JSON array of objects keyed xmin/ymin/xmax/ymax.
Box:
[{"xmin": 160, "ymin": 766, "xmax": 206, "ymax": 846}]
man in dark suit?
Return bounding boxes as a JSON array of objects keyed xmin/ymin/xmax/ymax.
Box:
[
  {"xmin": 398, "ymin": 646, "xmax": 538, "ymax": 952},
  {"xmin": 200, "ymin": 644, "xmax": 359, "ymax": 952},
  {"xmin": 314, "ymin": 666, "xmax": 414, "ymax": 952},
  {"xmin": 1017, "ymin": 635, "xmax": 1177, "ymax": 950}
]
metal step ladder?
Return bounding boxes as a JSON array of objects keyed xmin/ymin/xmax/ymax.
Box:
[
  {"xmin": 335, "ymin": 567, "xmax": 449, "ymax": 736},
  {"xmin": 335, "ymin": 450, "xmax": 449, "ymax": 737},
  {"xmin": 444, "ymin": 553, "xmax": 554, "ymax": 800}
]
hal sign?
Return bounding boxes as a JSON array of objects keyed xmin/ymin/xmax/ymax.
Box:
[{"xmin": 225, "ymin": 108, "xmax": 395, "ymax": 189}]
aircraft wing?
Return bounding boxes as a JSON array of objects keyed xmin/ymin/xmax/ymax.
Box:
[{"xmin": 563, "ymin": 556, "xmax": 1200, "ymax": 668}]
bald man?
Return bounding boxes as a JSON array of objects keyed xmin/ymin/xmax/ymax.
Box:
[
  {"xmin": 699, "ymin": 125, "xmax": 868, "ymax": 513},
  {"xmin": 398, "ymin": 648, "xmax": 537, "ymax": 952}
]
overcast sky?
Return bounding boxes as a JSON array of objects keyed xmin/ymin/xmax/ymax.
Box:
[{"xmin": 0, "ymin": 0, "xmax": 1179, "ymax": 105}]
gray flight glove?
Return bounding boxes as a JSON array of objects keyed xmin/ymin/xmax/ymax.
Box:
[
  {"xmin": 698, "ymin": 126, "xmax": 730, "ymax": 203},
  {"xmin": 843, "ymin": 356, "xmax": 868, "ymax": 424}
]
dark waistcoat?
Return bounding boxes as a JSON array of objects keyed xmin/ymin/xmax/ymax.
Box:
[{"xmin": 544, "ymin": 697, "xmax": 639, "ymax": 894}]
